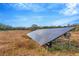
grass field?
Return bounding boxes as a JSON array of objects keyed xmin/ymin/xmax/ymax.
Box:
[{"xmin": 0, "ymin": 30, "xmax": 79, "ymax": 56}]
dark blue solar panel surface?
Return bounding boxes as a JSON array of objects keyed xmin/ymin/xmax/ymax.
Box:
[{"xmin": 27, "ymin": 27, "xmax": 74, "ymax": 45}]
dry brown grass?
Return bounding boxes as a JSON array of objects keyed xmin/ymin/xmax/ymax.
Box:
[{"xmin": 0, "ymin": 30, "xmax": 79, "ymax": 56}]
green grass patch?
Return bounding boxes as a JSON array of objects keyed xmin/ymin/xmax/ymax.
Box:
[{"xmin": 47, "ymin": 41, "xmax": 79, "ymax": 51}]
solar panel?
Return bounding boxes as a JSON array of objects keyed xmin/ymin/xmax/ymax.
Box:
[{"xmin": 27, "ymin": 27, "xmax": 74, "ymax": 45}]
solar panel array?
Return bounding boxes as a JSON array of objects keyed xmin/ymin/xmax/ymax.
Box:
[{"xmin": 27, "ymin": 27, "xmax": 74, "ymax": 45}]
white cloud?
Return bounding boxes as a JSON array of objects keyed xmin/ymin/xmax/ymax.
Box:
[
  {"xmin": 9, "ymin": 3, "xmax": 45, "ymax": 12},
  {"xmin": 51, "ymin": 16, "xmax": 79, "ymax": 26},
  {"xmin": 60, "ymin": 3, "xmax": 78, "ymax": 16},
  {"xmin": 9, "ymin": 3, "xmax": 62, "ymax": 13}
]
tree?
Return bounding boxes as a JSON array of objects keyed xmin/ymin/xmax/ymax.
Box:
[
  {"xmin": 0, "ymin": 23, "xmax": 13, "ymax": 30},
  {"xmin": 31, "ymin": 24, "xmax": 39, "ymax": 31}
]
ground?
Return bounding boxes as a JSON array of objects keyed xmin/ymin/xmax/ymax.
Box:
[{"xmin": 0, "ymin": 30, "xmax": 79, "ymax": 56}]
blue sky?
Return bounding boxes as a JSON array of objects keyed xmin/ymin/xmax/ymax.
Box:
[{"xmin": 0, "ymin": 3, "xmax": 79, "ymax": 27}]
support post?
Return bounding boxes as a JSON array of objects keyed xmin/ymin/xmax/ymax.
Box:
[{"xmin": 46, "ymin": 41, "xmax": 52, "ymax": 48}]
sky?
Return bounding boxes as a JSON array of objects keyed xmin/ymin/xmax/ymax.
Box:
[{"xmin": 0, "ymin": 3, "xmax": 79, "ymax": 27}]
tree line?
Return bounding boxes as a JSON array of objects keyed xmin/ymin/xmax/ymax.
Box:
[{"xmin": 0, "ymin": 23, "xmax": 79, "ymax": 31}]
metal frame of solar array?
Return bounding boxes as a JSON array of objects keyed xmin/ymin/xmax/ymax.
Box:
[{"xmin": 27, "ymin": 27, "xmax": 74, "ymax": 45}]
